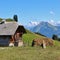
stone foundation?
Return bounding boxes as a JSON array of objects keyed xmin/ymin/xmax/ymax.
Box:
[
  {"xmin": 9, "ymin": 42, "xmax": 14, "ymax": 47},
  {"xmin": 18, "ymin": 40, "xmax": 23, "ymax": 47}
]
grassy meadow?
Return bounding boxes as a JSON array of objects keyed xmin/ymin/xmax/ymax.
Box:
[
  {"xmin": 23, "ymin": 30, "xmax": 44, "ymax": 46},
  {"xmin": 0, "ymin": 30, "xmax": 60, "ymax": 60}
]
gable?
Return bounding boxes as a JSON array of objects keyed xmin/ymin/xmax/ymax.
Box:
[{"xmin": 15, "ymin": 25, "xmax": 26, "ymax": 34}]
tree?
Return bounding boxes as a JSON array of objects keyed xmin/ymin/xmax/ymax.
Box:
[
  {"xmin": 52, "ymin": 34, "xmax": 58, "ymax": 40},
  {"xmin": 13, "ymin": 15, "xmax": 18, "ymax": 22},
  {"xmin": 0, "ymin": 18, "xmax": 3, "ymax": 22},
  {"xmin": 6, "ymin": 18, "xmax": 13, "ymax": 22},
  {"xmin": 58, "ymin": 38, "xmax": 60, "ymax": 41}
]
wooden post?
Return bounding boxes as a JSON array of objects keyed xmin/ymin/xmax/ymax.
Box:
[
  {"xmin": 18, "ymin": 40, "xmax": 23, "ymax": 47},
  {"xmin": 43, "ymin": 40, "xmax": 46, "ymax": 48},
  {"xmin": 9, "ymin": 35, "xmax": 14, "ymax": 47},
  {"xmin": 18, "ymin": 32, "xmax": 24, "ymax": 47}
]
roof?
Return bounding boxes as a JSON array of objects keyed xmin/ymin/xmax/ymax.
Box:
[
  {"xmin": 16, "ymin": 25, "xmax": 26, "ymax": 33},
  {"xmin": 0, "ymin": 22, "xmax": 26, "ymax": 35}
]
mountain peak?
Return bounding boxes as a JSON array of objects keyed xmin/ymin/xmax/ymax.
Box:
[{"xmin": 30, "ymin": 21, "xmax": 59, "ymax": 38}]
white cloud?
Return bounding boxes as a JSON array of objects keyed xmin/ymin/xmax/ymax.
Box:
[
  {"xmin": 48, "ymin": 20, "xmax": 60, "ymax": 26},
  {"xmin": 29, "ymin": 21, "xmax": 39, "ymax": 26},
  {"xmin": 27, "ymin": 20, "xmax": 60, "ymax": 27},
  {"xmin": 56, "ymin": 21, "xmax": 60, "ymax": 26},
  {"xmin": 48, "ymin": 20, "xmax": 56, "ymax": 25},
  {"xmin": 50, "ymin": 11, "xmax": 54, "ymax": 15},
  {"xmin": 57, "ymin": 21, "xmax": 60, "ymax": 24}
]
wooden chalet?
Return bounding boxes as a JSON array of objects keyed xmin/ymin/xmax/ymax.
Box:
[{"xmin": 0, "ymin": 21, "xmax": 26, "ymax": 46}]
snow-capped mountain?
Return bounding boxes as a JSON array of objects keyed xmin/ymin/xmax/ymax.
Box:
[{"xmin": 26, "ymin": 21, "xmax": 60, "ymax": 38}]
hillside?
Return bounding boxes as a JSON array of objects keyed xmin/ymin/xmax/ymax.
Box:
[
  {"xmin": 0, "ymin": 30, "xmax": 60, "ymax": 60},
  {"xmin": 28, "ymin": 22, "xmax": 60, "ymax": 38},
  {"xmin": 23, "ymin": 29, "xmax": 45, "ymax": 46}
]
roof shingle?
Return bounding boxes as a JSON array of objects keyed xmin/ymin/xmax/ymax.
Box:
[{"xmin": 0, "ymin": 22, "xmax": 19, "ymax": 35}]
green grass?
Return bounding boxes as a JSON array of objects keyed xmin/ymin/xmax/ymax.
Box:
[
  {"xmin": 0, "ymin": 30, "xmax": 60, "ymax": 60},
  {"xmin": 23, "ymin": 31, "xmax": 44, "ymax": 46},
  {"xmin": 0, "ymin": 46, "xmax": 60, "ymax": 60}
]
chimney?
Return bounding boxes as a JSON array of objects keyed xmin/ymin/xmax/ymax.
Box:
[{"xmin": 13, "ymin": 15, "xmax": 18, "ymax": 22}]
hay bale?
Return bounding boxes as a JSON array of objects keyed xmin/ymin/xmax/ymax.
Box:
[{"xmin": 32, "ymin": 37, "xmax": 54, "ymax": 47}]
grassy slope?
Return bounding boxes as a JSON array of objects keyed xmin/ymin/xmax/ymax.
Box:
[
  {"xmin": 23, "ymin": 30, "xmax": 44, "ymax": 46},
  {"xmin": 0, "ymin": 30, "xmax": 60, "ymax": 60}
]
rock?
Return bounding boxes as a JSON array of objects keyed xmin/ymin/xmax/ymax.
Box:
[{"xmin": 9, "ymin": 42, "xmax": 14, "ymax": 47}]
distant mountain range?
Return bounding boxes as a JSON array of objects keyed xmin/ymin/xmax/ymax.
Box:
[{"xmin": 25, "ymin": 21, "xmax": 60, "ymax": 38}]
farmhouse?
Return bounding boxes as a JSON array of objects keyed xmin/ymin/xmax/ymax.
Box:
[{"xmin": 0, "ymin": 21, "xmax": 26, "ymax": 46}]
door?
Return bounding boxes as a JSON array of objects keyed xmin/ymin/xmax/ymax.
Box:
[{"xmin": 0, "ymin": 36, "xmax": 10, "ymax": 46}]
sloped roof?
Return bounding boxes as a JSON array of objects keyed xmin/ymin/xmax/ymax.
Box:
[{"xmin": 0, "ymin": 22, "xmax": 25, "ymax": 35}]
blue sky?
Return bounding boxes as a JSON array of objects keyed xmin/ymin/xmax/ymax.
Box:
[{"xmin": 0, "ymin": 0, "xmax": 60, "ymax": 26}]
